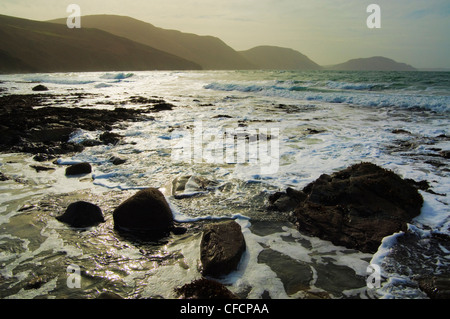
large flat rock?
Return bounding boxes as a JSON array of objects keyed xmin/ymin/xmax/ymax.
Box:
[{"xmin": 293, "ymin": 162, "xmax": 423, "ymax": 253}]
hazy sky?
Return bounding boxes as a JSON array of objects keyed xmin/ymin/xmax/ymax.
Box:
[{"xmin": 1, "ymin": 0, "xmax": 449, "ymax": 68}]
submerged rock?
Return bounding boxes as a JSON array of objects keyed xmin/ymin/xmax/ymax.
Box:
[
  {"xmin": 200, "ymin": 220, "xmax": 246, "ymax": 277},
  {"xmin": 113, "ymin": 188, "xmax": 174, "ymax": 238},
  {"xmin": 418, "ymin": 276, "xmax": 450, "ymax": 299},
  {"xmin": 65, "ymin": 162, "xmax": 92, "ymax": 176},
  {"xmin": 167, "ymin": 175, "xmax": 219, "ymax": 199},
  {"xmin": 175, "ymin": 278, "xmax": 239, "ymax": 299},
  {"xmin": 57, "ymin": 201, "xmax": 104, "ymax": 228},
  {"xmin": 292, "ymin": 162, "xmax": 423, "ymax": 253}
]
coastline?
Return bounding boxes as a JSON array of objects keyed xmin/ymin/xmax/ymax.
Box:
[{"xmin": 0, "ymin": 71, "xmax": 449, "ymax": 300}]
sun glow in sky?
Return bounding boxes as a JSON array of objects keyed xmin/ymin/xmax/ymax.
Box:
[{"xmin": 1, "ymin": 0, "xmax": 449, "ymax": 68}]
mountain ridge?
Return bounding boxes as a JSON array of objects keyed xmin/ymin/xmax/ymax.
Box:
[
  {"xmin": 326, "ymin": 56, "xmax": 417, "ymax": 71},
  {"xmin": 0, "ymin": 14, "xmax": 201, "ymax": 73},
  {"xmin": 0, "ymin": 14, "xmax": 420, "ymax": 74},
  {"xmin": 239, "ymin": 45, "xmax": 321, "ymax": 70},
  {"xmin": 49, "ymin": 15, "xmax": 255, "ymax": 70}
]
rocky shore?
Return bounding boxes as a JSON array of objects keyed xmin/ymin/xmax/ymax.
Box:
[
  {"xmin": 1, "ymin": 90, "xmax": 448, "ymax": 299},
  {"xmin": 0, "ymin": 92, "xmax": 159, "ymax": 158}
]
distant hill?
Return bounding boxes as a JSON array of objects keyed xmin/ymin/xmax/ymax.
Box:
[
  {"xmin": 49, "ymin": 15, "xmax": 254, "ymax": 70},
  {"xmin": 0, "ymin": 14, "xmax": 200, "ymax": 74},
  {"xmin": 1, "ymin": 14, "xmax": 422, "ymax": 74},
  {"xmin": 239, "ymin": 46, "xmax": 321, "ymax": 70},
  {"xmin": 327, "ymin": 56, "xmax": 416, "ymax": 71}
]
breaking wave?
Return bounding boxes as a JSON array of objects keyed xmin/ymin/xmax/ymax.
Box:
[{"xmin": 204, "ymin": 82, "xmax": 450, "ymax": 113}]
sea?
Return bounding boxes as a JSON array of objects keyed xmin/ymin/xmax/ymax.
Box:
[{"xmin": 0, "ymin": 70, "xmax": 449, "ymax": 299}]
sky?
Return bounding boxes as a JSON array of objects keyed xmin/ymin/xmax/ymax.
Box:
[{"xmin": 1, "ymin": 0, "xmax": 449, "ymax": 68}]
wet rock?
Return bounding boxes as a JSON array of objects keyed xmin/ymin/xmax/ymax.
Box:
[
  {"xmin": 200, "ymin": 220, "xmax": 246, "ymax": 277},
  {"xmin": 110, "ymin": 156, "xmax": 126, "ymax": 165},
  {"xmin": 80, "ymin": 139, "xmax": 102, "ymax": 147},
  {"xmin": 32, "ymin": 84, "xmax": 48, "ymax": 92},
  {"xmin": 65, "ymin": 162, "xmax": 92, "ymax": 176},
  {"xmin": 0, "ymin": 94, "xmax": 151, "ymax": 156},
  {"xmin": 57, "ymin": 201, "xmax": 104, "ymax": 228},
  {"xmin": 213, "ymin": 114, "xmax": 233, "ymax": 119},
  {"xmin": 29, "ymin": 127, "xmax": 74, "ymax": 143},
  {"xmin": 440, "ymin": 150, "xmax": 450, "ymax": 159},
  {"xmin": 30, "ymin": 165, "xmax": 55, "ymax": 172},
  {"xmin": 418, "ymin": 276, "xmax": 450, "ymax": 299},
  {"xmin": 25, "ymin": 275, "xmax": 48, "ymax": 290},
  {"xmin": 268, "ymin": 187, "xmax": 307, "ymax": 212},
  {"xmin": 305, "ymin": 128, "xmax": 325, "ymax": 134},
  {"xmin": 175, "ymin": 278, "xmax": 239, "ymax": 299},
  {"xmin": 128, "ymin": 96, "xmax": 163, "ymax": 104},
  {"xmin": 151, "ymin": 101, "xmax": 174, "ymax": 112},
  {"xmin": 113, "ymin": 188, "xmax": 174, "ymax": 238},
  {"xmin": 391, "ymin": 129, "xmax": 412, "ymax": 135},
  {"xmin": 33, "ymin": 153, "xmax": 56, "ymax": 162},
  {"xmin": 405, "ymin": 179, "xmax": 432, "ymax": 192},
  {"xmin": 169, "ymin": 175, "xmax": 218, "ymax": 199},
  {"xmin": 100, "ymin": 131, "xmax": 122, "ymax": 145},
  {"xmin": 293, "ymin": 162, "xmax": 423, "ymax": 253}
]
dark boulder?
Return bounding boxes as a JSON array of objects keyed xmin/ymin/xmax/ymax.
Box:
[
  {"xmin": 200, "ymin": 220, "xmax": 246, "ymax": 277},
  {"xmin": 175, "ymin": 278, "xmax": 239, "ymax": 299},
  {"xmin": 110, "ymin": 156, "xmax": 126, "ymax": 165},
  {"xmin": 293, "ymin": 162, "xmax": 423, "ymax": 253},
  {"xmin": 32, "ymin": 85, "xmax": 48, "ymax": 92},
  {"xmin": 65, "ymin": 162, "xmax": 92, "ymax": 176},
  {"xmin": 113, "ymin": 188, "xmax": 174, "ymax": 237},
  {"xmin": 57, "ymin": 201, "xmax": 104, "ymax": 228}
]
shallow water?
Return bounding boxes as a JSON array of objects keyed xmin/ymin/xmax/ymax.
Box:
[{"xmin": 0, "ymin": 70, "xmax": 449, "ymax": 299}]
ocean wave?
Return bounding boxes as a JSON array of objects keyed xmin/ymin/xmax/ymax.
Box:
[
  {"xmin": 325, "ymin": 81, "xmax": 387, "ymax": 91},
  {"xmin": 100, "ymin": 72, "xmax": 134, "ymax": 80},
  {"xmin": 24, "ymin": 75, "xmax": 95, "ymax": 85},
  {"xmin": 94, "ymin": 83, "xmax": 113, "ymax": 88},
  {"xmin": 204, "ymin": 82, "xmax": 450, "ymax": 113}
]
